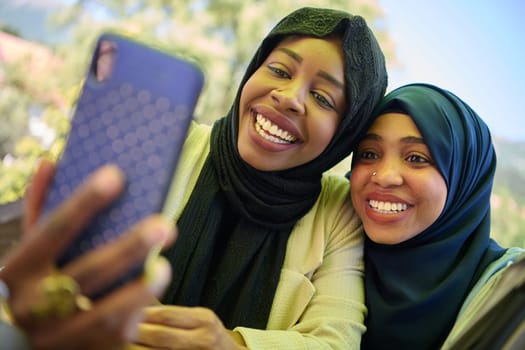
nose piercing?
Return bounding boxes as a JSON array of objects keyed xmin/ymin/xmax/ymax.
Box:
[{"xmin": 372, "ymin": 171, "xmax": 377, "ymax": 176}]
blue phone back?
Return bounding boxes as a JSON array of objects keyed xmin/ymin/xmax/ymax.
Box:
[{"xmin": 42, "ymin": 33, "xmax": 204, "ymax": 283}]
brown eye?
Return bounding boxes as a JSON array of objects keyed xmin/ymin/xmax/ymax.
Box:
[
  {"xmin": 311, "ymin": 91, "xmax": 334, "ymax": 109},
  {"xmin": 406, "ymin": 154, "xmax": 431, "ymax": 164},
  {"xmin": 358, "ymin": 150, "xmax": 378, "ymax": 160},
  {"xmin": 267, "ymin": 65, "xmax": 290, "ymax": 79}
]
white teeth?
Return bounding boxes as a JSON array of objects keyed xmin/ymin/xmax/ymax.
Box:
[
  {"xmin": 368, "ymin": 200, "xmax": 408, "ymax": 213},
  {"xmin": 255, "ymin": 113, "xmax": 297, "ymax": 143}
]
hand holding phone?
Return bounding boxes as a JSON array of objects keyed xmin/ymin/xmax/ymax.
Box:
[{"xmin": 41, "ymin": 33, "xmax": 204, "ymax": 297}]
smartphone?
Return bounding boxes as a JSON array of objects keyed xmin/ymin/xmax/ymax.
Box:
[{"xmin": 41, "ymin": 33, "xmax": 204, "ymax": 297}]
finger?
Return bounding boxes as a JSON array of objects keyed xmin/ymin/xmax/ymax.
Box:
[
  {"xmin": 8, "ymin": 164, "xmax": 125, "ymax": 272},
  {"xmin": 22, "ymin": 158, "xmax": 55, "ymax": 236},
  {"xmin": 32, "ymin": 261, "xmax": 171, "ymax": 350},
  {"xmin": 135, "ymin": 323, "xmax": 180, "ymax": 348},
  {"xmin": 135, "ymin": 322, "xmax": 219, "ymax": 350},
  {"xmin": 91, "ymin": 261, "xmax": 172, "ymax": 341},
  {"xmin": 142, "ymin": 305, "xmax": 219, "ymax": 329},
  {"xmin": 142, "ymin": 257, "xmax": 172, "ymax": 299},
  {"xmin": 63, "ymin": 216, "xmax": 175, "ymax": 296},
  {"xmin": 125, "ymin": 257, "xmax": 171, "ymax": 341}
]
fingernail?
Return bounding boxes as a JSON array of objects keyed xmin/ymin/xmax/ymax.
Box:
[
  {"xmin": 143, "ymin": 257, "xmax": 171, "ymax": 296},
  {"xmin": 143, "ymin": 216, "xmax": 174, "ymax": 246},
  {"xmin": 91, "ymin": 164, "xmax": 124, "ymax": 196},
  {"xmin": 33, "ymin": 155, "xmax": 54, "ymax": 171},
  {"xmin": 36, "ymin": 151, "xmax": 54, "ymax": 163}
]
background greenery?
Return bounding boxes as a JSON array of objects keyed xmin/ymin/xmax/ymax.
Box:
[{"xmin": 1, "ymin": 0, "xmax": 523, "ymax": 247}]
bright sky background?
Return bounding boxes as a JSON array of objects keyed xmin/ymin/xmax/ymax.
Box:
[{"xmin": 379, "ymin": 0, "xmax": 525, "ymax": 141}]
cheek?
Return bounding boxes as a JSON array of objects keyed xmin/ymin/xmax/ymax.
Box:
[
  {"xmin": 238, "ymin": 79, "xmax": 258, "ymax": 129},
  {"xmin": 349, "ymin": 165, "xmax": 368, "ymax": 186},
  {"xmin": 238, "ymin": 83, "xmax": 251, "ymax": 116},
  {"xmin": 240, "ymin": 69, "xmax": 266, "ymax": 101},
  {"xmin": 349, "ymin": 168, "xmax": 366, "ymax": 203},
  {"xmin": 306, "ymin": 116, "xmax": 339, "ymax": 151},
  {"xmin": 238, "ymin": 74, "xmax": 268, "ymax": 121},
  {"xmin": 421, "ymin": 175, "xmax": 447, "ymax": 223}
]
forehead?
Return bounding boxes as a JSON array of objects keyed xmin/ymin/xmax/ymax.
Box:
[
  {"xmin": 269, "ymin": 36, "xmax": 345, "ymax": 84},
  {"xmin": 370, "ymin": 113, "xmax": 421, "ymax": 137},
  {"xmin": 273, "ymin": 35, "xmax": 343, "ymax": 56}
]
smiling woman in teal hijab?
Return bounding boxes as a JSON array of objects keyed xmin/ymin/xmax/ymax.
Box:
[{"xmin": 349, "ymin": 83, "xmax": 524, "ymax": 349}]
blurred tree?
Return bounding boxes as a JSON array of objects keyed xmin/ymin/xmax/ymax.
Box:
[
  {"xmin": 47, "ymin": 0, "xmax": 395, "ymax": 124},
  {"xmin": 0, "ymin": 83, "xmax": 30, "ymax": 158},
  {"xmin": 0, "ymin": 24, "xmax": 20, "ymax": 37},
  {"xmin": 492, "ymin": 190, "xmax": 525, "ymax": 248}
]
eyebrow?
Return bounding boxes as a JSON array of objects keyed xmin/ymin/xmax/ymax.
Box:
[
  {"xmin": 277, "ymin": 47, "xmax": 302, "ymax": 63},
  {"xmin": 276, "ymin": 47, "xmax": 345, "ymax": 91},
  {"xmin": 318, "ymin": 71, "xmax": 344, "ymax": 90},
  {"xmin": 362, "ymin": 133, "xmax": 426, "ymax": 145},
  {"xmin": 402, "ymin": 136, "xmax": 426, "ymax": 144}
]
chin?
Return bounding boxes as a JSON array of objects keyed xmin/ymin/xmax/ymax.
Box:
[{"xmin": 365, "ymin": 228, "xmax": 401, "ymax": 245}]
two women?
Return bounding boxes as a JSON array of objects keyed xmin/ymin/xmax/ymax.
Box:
[{"xmin": 7, "ymin": 6, "xmax": 388, "ymax": 349}]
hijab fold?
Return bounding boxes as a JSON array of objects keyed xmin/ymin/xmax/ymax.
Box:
[
  {"xmin": 161, "ymin": 6, "xmax": 387, "ymax": 329},
  {"xmin": 360, "ymin": 83, "xmax": 505, "ymax": 350}
]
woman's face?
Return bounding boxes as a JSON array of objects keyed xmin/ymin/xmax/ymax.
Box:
[
  {"xmin": 237, "ymin": 36, "xmax": 345, "ymax": 171},
  {"xmin": 350, "ymin": 113, "xmax": 448, "ymax": 244}
]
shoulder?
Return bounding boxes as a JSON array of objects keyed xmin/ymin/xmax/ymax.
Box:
[
  {"xmin": 179, "ymin": 121, "xmax": 211, "ymax": 166},
  {"xmin": 186, "ymin": 120, "xmax": 211, "ymax": 142},
  {"xmin": 473, "ymin": 247, "xmax": 525, "ymax": 292},
  {"xmin": 318, "ymin": 172, "xmax": 351, "ymax": 206},
  {"xmin": 314, "ymin": 173, "xmax": 357, "ymax": 226},
  {"xmin": 317, "ymin": 173, "xmax": 361, "ymax": 232},
  {"xmin": 461, "ymin": 247, "xmax": 525, "ymax": 312},
  {"xmin": 442, "ymin": 247, "xmax": 525, "ymax": 348},
  {"xmin": 284, "ymin": 173, "xmax": 362, "ymax": 273},
  {"xmin": 320, "ymin": 171, "xmax": 349, "ymax": 190}
]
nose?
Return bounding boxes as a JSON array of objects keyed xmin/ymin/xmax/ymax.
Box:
[
  {"xmin": 270, "ymin": 81, "xmax": 306, "ymax": 115},
  {"xmin": 371, "ymin": 160, "xmax": 403, "ymax": 187}
]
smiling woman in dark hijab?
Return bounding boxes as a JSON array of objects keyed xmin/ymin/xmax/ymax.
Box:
[
  {"xmin": 125, "ymin": 6, "xmax": 387, "ymax": 349},
  {"xmin": 349, "ymin": 83, "xmax": 525, "ymax": 350}
]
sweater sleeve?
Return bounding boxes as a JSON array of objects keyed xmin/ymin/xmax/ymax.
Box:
[
  {"xmin": 441, "ymin": 247, "xmax": 525, "ymax": 349},
  {"xmin": 235, "ymin": 174, "xmax": 366, "ymax": 349}
]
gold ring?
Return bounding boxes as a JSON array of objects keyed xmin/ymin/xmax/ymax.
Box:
[{"xmin": 31, "ymin": 274, "xmax": 92, "ymax": 319}]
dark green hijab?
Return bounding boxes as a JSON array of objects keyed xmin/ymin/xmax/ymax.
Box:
[
  {"xmin": 161, "ymin": 7, "xmax": 387, "ymax": 329},
  {"xmin": 359, "ymin": 83, "xmax": 505, "ymax": 349}
]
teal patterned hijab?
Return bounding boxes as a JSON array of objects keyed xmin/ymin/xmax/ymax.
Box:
[{"xmin": 359, "ymin": 83, "xmax": 506, "ymax": 349}]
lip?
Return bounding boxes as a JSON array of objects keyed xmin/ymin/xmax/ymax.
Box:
[
  {"xmin": 362, "ymin": 192, "xmax": 412, "ymax": 222},
  {"xmin": 252, "ymin": 105, "xmax": 302, "ymax": 141},
  {"xmin": 366, "ymin": 192, "xmax": 411, "ymax": 205},
  {"xmin": 363, "ymin": 203, "xmax": 409, "ymax": 224},
  {"xmin": 246, "ymin": 105, "xmax": 303, "ymax": 152}
]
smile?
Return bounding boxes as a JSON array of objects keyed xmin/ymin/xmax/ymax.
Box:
[
  {"xmin": 368, "ymin": 200, "xmax": 408, "ymax": 213},
  {"xmin": 254, "ymin": 113, "xmax": 297, "ymax": 144}
]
